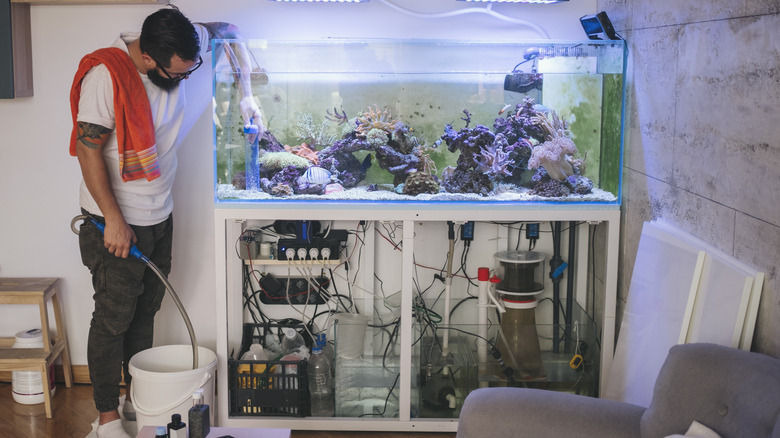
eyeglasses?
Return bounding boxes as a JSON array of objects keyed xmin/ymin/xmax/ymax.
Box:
[{"xmin": 153, "ymin": 55, "xmax": 203, "ymax": 82}]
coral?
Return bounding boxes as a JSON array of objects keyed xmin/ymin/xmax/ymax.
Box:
[
  {"xmin": 295, "ymin": 176, "xmax": 326, "ymax": 195},
  {"xmin": 317, "ymin": 144, "xmax": 368, "ymax": 188},
  {"xmin": 259, "ymin": 151, "xmax": 311, "ymax": 171},
  {"xmin": 474, "ymin": 133, "xmax": 513, "ymax": 178},
  {"xmin": 320, "ymin": 116, "xmax": 427, "ymax": 186},
  {"xmin": 492, "ymin": 98, "xmax": 547, "ymax": 145},
  {"xmin": 526, "ymin": 110, "xmax": 579, "ymax": 181},
  {"xmin": 532, "ymin": 178, "xmax": 571, "ymax": 197},
  {"xmin": 402, "ymin": 171, "xmax": 440, "ymax": 196},
  {"xmin": 569, "ymin": 154, "xmax": 587, "ymax": 176},
  {"xmin": 269, "ymin": 165, "xmax": 303, "ymax": 191},
  {"xmin": 441, "ymin": 166, "xmax": 493, "ymax": 196},
  {"xmin": 565, "ymin": 174, "xmax": 594, "ymax": 195},
  {"xmin": 438, "ymin": 123, "xmax": 497, "ymax": 170},
  {"xmin": 390, "ymin": 122, "xmax": 420, "ymax": 155},
  {"xmin": 365, "ymin": 128, "xmax": 389, "ymax": 148},
  {"xmin": 503, "ymin": 138, "xmax": 534, "ymax": 183},
  {"xmin": 270, "ymin": 184, "xmax": 294, "ymax": 197},
  {"xmin": 325, "ymin": 106, "xmax": 349, "ymax": 126},
  {"xmin": 294, "ymin": 113, "xmax": 336, "ymax": 148},
  {"xmin": 284, "ymin": 143, "xmax": 319, "ymax": 165},
  {"xmin": 527, "ymin": 136, "xmax": 578, "ymax": 181},
  {"xmin": 339, "ymin": 170, "xmax": 361, "ymax": 188},
  {"xmin": 319, "ymin": 136, "xmax": 371, "ymax": 158},
  {"xmin": 375, "ymin": 144, "xmax": 422, "ymax": 185},
  {"xmin": 414, "ymin": 143, "xmax": 438, "ymax": 176},
  {"xmin": 354, "ymin": 105, "xmax": 399, "ymax": 138},
  {"xmin": 258, "ymin": 130, "xmax": 286, "ymax": 153},
  {"xmin": 231, "ymin": 171, "xmax": 246, "ymax": 190}
]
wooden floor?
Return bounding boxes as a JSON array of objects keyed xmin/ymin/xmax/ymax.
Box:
[{"xmin": 0, "ymin": 383, "xmax": 457, "ymax": 438}]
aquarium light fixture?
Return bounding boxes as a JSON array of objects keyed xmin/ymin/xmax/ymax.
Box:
[
  {"xmin": 458, "ymin": 0, "xmax": 568, "ymax": 4},
  {"xmin": 580, "ymin": 11, "xmax": 622, "ymax": 40}
]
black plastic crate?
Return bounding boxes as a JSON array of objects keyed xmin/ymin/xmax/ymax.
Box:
[{"xmin": 228, "ymin": 323, "xmax": 310, "ymax": 417}]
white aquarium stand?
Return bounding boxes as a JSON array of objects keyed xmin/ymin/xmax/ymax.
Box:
[{"xmin": 213, "ymin": 203, "xmax": 620, "ymax": 432}]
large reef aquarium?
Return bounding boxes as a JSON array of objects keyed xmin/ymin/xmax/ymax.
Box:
[{"xmin": 212, "ymin": 39, "xmax": 627, "ymax": 205}]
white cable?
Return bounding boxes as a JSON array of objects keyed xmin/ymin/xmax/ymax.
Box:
[
  {"xmin": 331, "ymin": 269, "xmax": 385, "ymax": 300},
  {"xmin": 286, "ymin": 259, "xmax": 316, "ymax": 342},
  {"xmin": 376, "ymin": 0, "xmax": 550, "ymax": 39}
]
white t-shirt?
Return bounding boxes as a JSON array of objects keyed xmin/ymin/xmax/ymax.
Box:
[{"xmin": 76, "ymin": 26, "xmax": 208, "ymax": 226}]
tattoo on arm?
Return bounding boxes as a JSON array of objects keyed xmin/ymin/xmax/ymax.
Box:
[{"xmin": 77, "ymin": 122, "xmax": 111, "ymax": 150}]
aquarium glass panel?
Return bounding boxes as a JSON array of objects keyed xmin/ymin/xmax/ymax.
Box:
[{"xmin": 213, "ymin": 39, "xmax": 626, "ymax": 205}]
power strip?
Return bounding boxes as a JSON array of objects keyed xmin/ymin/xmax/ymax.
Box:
[{"xmin": 258, "ymin": 273, "xmax": 329, "ymax": 305}]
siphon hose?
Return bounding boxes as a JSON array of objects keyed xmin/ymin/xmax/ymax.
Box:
[
  {"xmin": 144, "ymin": 258, "xmax": 199, "ymax": 370},
  {"xmin": 71, "ymin": 215, "xmax": 199, "ymax": 369}
]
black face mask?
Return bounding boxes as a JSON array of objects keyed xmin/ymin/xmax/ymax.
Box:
[{"xmin": 147, "ymin": 68, "xmax": 180, "ymax": 93}]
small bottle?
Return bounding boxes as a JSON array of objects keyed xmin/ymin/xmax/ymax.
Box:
[
  {"xmin": 167, "ymin": 413, "xmax": 187, "ymax": 438},
  {"xmin": 154, "ymin": 426, "xmax": 167, "ymax": 438},
  {"xmin": 308, "ymin": 346, "xmax": 335, "ymax": 417},
  {"xmin": 316, "ymin": 333, "xmax": 335, "ymax": 377},
  {"xmin": 281, "ymin": 328, "xmax": 305, "ymax": 356},
  {"xmin": 189, "ymin": 388, "xmax": 211, "ymax": 438}
]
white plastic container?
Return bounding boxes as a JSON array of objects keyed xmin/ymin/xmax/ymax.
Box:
[
  {"xmin": 128, "ymin": 345, "xmax": 217, "ymax": 431},
  {"xmin": 12, "ymin": 328, "xmax": 56, "ymax": 405},
  {"xmin": 335, "ymin": 313, "xmax": 371, "ymax": 359}
]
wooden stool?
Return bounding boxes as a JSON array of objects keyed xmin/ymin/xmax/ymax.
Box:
[{"xmin": 0, "ymin": 278, "xmax": 73, "ymax": 418}]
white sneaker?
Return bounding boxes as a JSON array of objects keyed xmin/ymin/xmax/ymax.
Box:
[{"xmin": 96, "ymin": 419, "xmax": 131, "ymax": 438}]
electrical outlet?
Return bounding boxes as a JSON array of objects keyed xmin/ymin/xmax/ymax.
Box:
[{"xmin": 258, "ymin": 273, "xmax": 330, "ymax": 305}]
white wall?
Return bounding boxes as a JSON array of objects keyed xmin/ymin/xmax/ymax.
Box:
[
  {"xmin": 0, "ymin": 0, "xmax": 596, "ymax": 366},
  {"xmin": 599, "ymin": 0, "xmax": 780, "ymax": 357}
]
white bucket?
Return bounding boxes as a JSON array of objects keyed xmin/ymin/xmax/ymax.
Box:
[
  {"xmin": 12, "ymin": 328, "xmax": 56, "ymax": 405},
  {"xmin": 128, "ymin": 345, "xmax": 216, "ymax": 430}
]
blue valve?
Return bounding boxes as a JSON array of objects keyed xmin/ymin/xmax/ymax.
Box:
[
  {"xmin": 89, "ymin": 218, "xmax": 147, "ymax": 261},
  {"xmin": 551, "ymin": 261, "xmax": 568, "ymax": 279}
]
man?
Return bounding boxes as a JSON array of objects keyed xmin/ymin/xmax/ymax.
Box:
[{"xmin": 70, "ymin": 7, "xmax": 262, "ymax": 438}]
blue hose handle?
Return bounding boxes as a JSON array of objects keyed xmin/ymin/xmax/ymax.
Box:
[{"xmin": 90, "ymin": 218, "xmax": 147, "ymax": 261}]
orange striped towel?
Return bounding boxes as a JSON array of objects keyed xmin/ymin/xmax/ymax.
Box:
[{"xmin": 69, "ymin": 47, "xmax": 160, "ymax": 182}]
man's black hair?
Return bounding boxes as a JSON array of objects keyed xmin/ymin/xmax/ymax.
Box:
[{"xmin": 139, "ymin": 5, "xmax": 200, "ymax": 67}]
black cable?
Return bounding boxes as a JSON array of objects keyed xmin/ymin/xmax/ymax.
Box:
[
  {"xmin": 358, "ymin": 372, "xmax": 400, "ymax": 417},
  {"xmin": 328, "ymin": 268, "xmax": 353, "ymax": 312},
  {"xmin": 449, "ymin": 296, "xmax": 477, "ymax": 317},
  {"xmin": 514, "ymin": 223, "xmax": 525, "ymax": 251}
]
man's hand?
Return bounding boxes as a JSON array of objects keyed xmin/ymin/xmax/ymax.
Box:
[
  {"xmin": 240, "ymin": 95, "xmax": 265, "ymax": 137},
  {"xmin": 102, "ymin": 217, "xmax": 138, "ymax": 259}
]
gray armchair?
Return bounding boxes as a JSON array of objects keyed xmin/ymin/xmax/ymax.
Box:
[{"xmin": 456, "ymin": 343, "xmax": 780, "ymax": 438}]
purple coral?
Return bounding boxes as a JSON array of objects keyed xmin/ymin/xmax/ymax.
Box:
[
  {"xmin": 493, "ymin": 98, "xmax": 546, "ymax": 145},
  {"xmin": 269, "ymin": 166, "xmax": 302, "ymax": 193},
  {"xmin": 473, "ymin": 134, "xmax": 513, "ymax": 178},
  {"xmin": 532, "ymin": 178, "xmax": 571, "ymax": 198},
  {"xmin": 319, "ymin": 118, "xmax": 427, "ymax": 186},
  {"xmin": 566, "ymin": 174, "xmax": 594, "ymax": 195},
  {"xmin": 441, "ymin": 166, "xmax": 493, "ymax": 196},
  {"xmin": 259, "ymin": 130, "xmax": 286, "ymax": 153}
]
